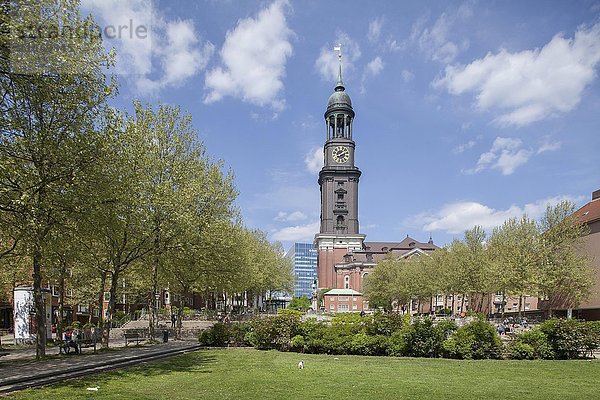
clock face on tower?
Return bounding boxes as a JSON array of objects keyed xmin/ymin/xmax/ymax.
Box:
[{"xmin": 332, "ymin": 146, "xmax": 350, "ymax": 163}]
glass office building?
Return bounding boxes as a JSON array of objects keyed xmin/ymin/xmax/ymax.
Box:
[{"xmin": 286, "ymin": 243, "xmax": 318, "ymax": 299}]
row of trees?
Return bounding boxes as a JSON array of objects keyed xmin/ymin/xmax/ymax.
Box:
[
  {"xmin": 0, "ymin": 0, "xmax": 292, "ymax": 358},
  {"xmin": 365, "ymin": 201, "xmax": 593, "ymax": 318}
]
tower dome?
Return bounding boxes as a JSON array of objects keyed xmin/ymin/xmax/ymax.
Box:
[{"xmin": 325, "ymin": 63, "xmax": 354, "ymax": 115}]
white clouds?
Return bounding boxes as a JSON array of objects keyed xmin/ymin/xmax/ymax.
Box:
[
  {"xmin": 275, "ymin": 211, "xmax": 307, "ymax": 222},
  {"xmin": 365, "ymin": 56, "xmax": 384, "ymax": 76},
  {"xmin": 204, "ymin": 0, "xmax": 293, "ymax": 111},
  {"xmin": 360, "ymin": 56, "xmax": 385, "ymax": 93},
  {"xmin": 452, "ymin": 140, "xmax": 476, "ymax": 154},
  {"xmin": 465, "ymin": 136, "xmax": 562, "ymax": 176},
  {"xmin": 467, "ymin": 137, "xmax": 531, "ymax": 175},
  {"xmin": 315, "ymin": 32, "xmax": 361, "ymax": 82},
  {"xmin": 83, "ymin": 0, "xmax": 211, "ymax": 94},
  {"xmin": 304, "ymin": 147, "xmax": 323, "ymax": 174},
  {"xmin": 411, "ymin": 3, "xmax": 473, "ymax": 63},
  {"xmin": 160, "ymin": 20, "xmax": 214, "ymax": 87},
  {"xmin": 537, "ymin": 140, "xmax": 562, "ymax": 154},
  {"xmin": 408, "ymin": 195, "xmax": 584, "ymax": 234},
  {"xmin": 435, "ymin": 23, "xmax": 600, "ymax": 126},
  {"xmin": 368, "ymin": 18, "xmax": 384, "ymax": 43},
  {"xmin": 272, "ymin": 221, "xmax": 320, "ymax": 242}
]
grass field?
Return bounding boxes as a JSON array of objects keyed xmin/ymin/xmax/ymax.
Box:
[{"xmin": 7, "ymin": 348, "xmax": 600, "ymax": 399}]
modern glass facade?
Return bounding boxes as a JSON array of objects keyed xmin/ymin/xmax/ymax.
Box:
[{"xmin": 286, "ymin": 242, "xmax": 318, "ymax": 299}]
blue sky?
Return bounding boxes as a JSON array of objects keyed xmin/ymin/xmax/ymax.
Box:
[{"xmin": 83, "ymin": 0, "xmax": 600, "ymax": 250}]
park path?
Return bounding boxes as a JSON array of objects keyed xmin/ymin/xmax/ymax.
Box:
[{"xmin": 0, "ymin": 339, "xmax": 202, "ymax": 393}]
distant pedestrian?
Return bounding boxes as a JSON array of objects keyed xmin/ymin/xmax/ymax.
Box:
[{"xmin": 171, "ymin": 313, "xmax": 176, "ymax": 328}]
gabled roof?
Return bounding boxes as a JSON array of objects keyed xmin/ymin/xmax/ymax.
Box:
[
  {"xmin": 323, "ymin": 288, "xmax": 362, "ymax": 296},
  {"xmin": 362, "ymin": 236, "xmax": 439, "ymax": 252},
  {"xmin": 574, "ymin": 192, "xmax": 600, "ymax": 225}
]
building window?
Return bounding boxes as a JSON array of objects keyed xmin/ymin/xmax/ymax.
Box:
[
  {"xmin": 103, "ymin": 292, "xmax": 110, "ymax": 302},
  {"xmin": 339, "ymin": 296, "xmax": 349, "ymax": 301},
  {"xmin": 330, "ymin": 304, "xmax": 335, "ymax": 310},
  {"xmin": 338, "ymin": 304, "xmax": 349, "ymax": 312},
  {"xmin": 353, "ymin": 305, "xmax": 358, "ymax": 310},
  {"xmin": 344, "ymin": 275, "xmax": 350, "ymax": 289}
]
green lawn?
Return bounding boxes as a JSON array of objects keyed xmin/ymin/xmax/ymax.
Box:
[{"xmin": 8, "ymin": 348, "xmax": 600, "ymax": 399}]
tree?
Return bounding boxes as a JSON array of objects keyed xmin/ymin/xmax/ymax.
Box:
[
  {"xmin": 538, "ymin": 201, "xmax": 593, "ymax": 318},
  {"xmin": 80, "ymin": 111, "xmax": 155, "ymax": 348},
  {"xmin": 288, "ymin": 296, "xmax": 311, "ymax": 311},
  {"xmin": 125, "ymin": 101, "xmax": 237, "ymax": 340},
  {"xmin": 488, "ymin": 216, "xmax": 540, "ymax": 318},
  {"xmin": 0, "ymin": 0, "xmax": 115, "ymax": 357}
]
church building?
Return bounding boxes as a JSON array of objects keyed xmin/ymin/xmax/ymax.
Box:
[{"xmin": 314, "ymin": 51, "xmax": 437, "ymax": 312}]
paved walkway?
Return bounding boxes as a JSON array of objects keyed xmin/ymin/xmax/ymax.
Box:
[{"xmin": 0, "ymin": 338, "xmax": 199, "ymax": 384}]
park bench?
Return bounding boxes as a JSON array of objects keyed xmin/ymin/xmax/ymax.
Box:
[
  {"xmin": 124, "ymin": 332, "xmax": 143, "ymax": 346},
  {"xmin": 77, "ymin": 338, "xmax": 98, "ymax": 353}
]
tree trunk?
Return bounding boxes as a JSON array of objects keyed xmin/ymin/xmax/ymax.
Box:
[
  {"xmin": 460, "ymin": 293, "xmax": 466, "ymax": 313},
  {"xmin": 478, "ymin": 292, "xmax": 486, "ymax": 314},
  {"xmin": 102, "ymin": 270, "xmax": 120, "ymax": 348},
  {"xmin": 32, "ymin": 247, "xmax": 46, "ymax": 359},
  {"xmin": 176, "ymin": 299, "xmax": 184, "ymax": 340},
  {"xmin": 57, "ymin": 264, "xmax": 65, "ymax": 343},
  {"xmin": 97, "ymin": 271, "xmax": 107, "ymax": 329},
  {"xmin": 149, "ymin": 227, "xmax": 160, "ymax": 341},
  {"xmin": 500, "ymin": 292, "xmax": 506, "ymax": 318},
  {"xmin": 518, "ymin": 295, "xmax": 523, "ymax": 319},
  {"xmin": 451, "ymin": 295, "xmax": 455, "ymax": 316}
]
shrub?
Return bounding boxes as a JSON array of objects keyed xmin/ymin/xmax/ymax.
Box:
[
  {"xmin": 350, "ymin": 333, "xmax": 389, "ymax": 356},
  {"xmin": 510, "ymin": 342, "xmax": 535, "ymax": 360},
  {"xmin": 401, "ymin": 318, "xmax": 445, "ymax": 358},
  {"xmin": 510, "ymin": 329, "xmax": 553, "ymax": 360},
  {"xmin": 198, "ymin": 323, "xmax": 229, "ymax": 346},
  {"xmin": 582, "ymin": 321, "xmax": 600, "ymax": 358},
  {"xmin": 442, "ymin": 319, "xmax": 502, "ymax": 359},
  {"xmin": 290, "ymin": 335, "xmax": 306, "ymax": 352},
  {"xmin": 387, "ymin": 330, "xmax": 408, "ymax": 357},
  {"xmin": 229, "ymin": 322, "xmax": 251, "ymax": 346},
  {"xmin": 246, "ymin": 313, "xmax": 301, "ymax": 351},
  {"xmin": 365, "ymin": 312, "xmax": 408, "ymax": 336},
  {"xmin": 436, "ymin": 319, "xmax": 458, "ymax": 339},
  {"xmin": 540, "ymin": 318, "xmax": 586, "ymax": 359}
]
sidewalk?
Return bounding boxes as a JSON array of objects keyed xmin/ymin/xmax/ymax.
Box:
[{"xmin": 0, "ymin": 338, "xmax": 199, "ymax": 383}]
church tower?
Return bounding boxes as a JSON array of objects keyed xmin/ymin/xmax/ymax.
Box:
[{"xmin": 314, "ymin": 48, "xmax": 365, "ymax": 291}]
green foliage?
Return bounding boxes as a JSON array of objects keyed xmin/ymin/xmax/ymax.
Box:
[
  {"xmin": 442, "ymin": 319, "xmax": 502, "ymax": 359},
  {"xmin": 364, "ymin": 312, "xmax": 408, "ymax": 336},
  {"xmin": 288, "ymin": 296, "xmax": 311, "ymax": 311},
  {"xmin": 246, "ymin": 314, "xmax": 301, "ymax": 351},
  {"xmin": 510, "ymin": 329, "xmax": 554, "ymax": 360},
  {"xmin": 229, "ymin": 323, "xmax": 252, "ymax": 347},
  {"xmin": 350, "ymin": 333, "xmax": 390, "ymax": 356},
  {"xmin": 398, "ymin": 318, "xmax": 445, "ymax": 358},
  {"xmin": 277, "ymin": 308, "xmax": 304, "ymax": 318},
  {"xmin": 198, "ymin": 323, "xmax": 230, "ymax": 347},
  {"xmin": 540, "ymin": 318, "xmax": 587, "ymax": 359},
  {"xmin": 113, "ymin": 311, "xmax": 127, "ymax": 321}
]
